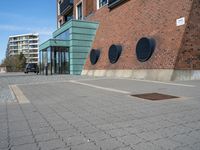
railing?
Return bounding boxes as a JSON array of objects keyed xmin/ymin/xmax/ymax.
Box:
[
  {"xmin": 108, "ymin": 0, "xmax": 127, "ymax": 9},
  {"xmin": 108, "ymin": 0, "xmax": 118, "ymax": 4},
  {"xmin": 60, "ymin": 0, "xmax": 73, "ymax": 15}
]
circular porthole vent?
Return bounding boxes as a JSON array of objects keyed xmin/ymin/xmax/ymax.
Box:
[
  {"xmin": 108, "ymin": 44, "xmax": 122, "ymax": 64},
  {"xmin": 136, "ymin": 37, "xmax": 156, "ymax": 62},
  {"xmin": 90, "ymin": 49, "xmax": 100, "ymax": 65}
]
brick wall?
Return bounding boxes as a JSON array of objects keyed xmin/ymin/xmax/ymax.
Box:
[
  {"xmin": 175, "ymin": 0, "xmax": 200, "ymax": 70},
  {"xmin": 73, "ymin": 0, "xmax": 200, "ymax": 71},
  {"xmin": 57, "ymin": 0, "xmax": 64, "ymax": 27},
  {"xmin": 85, "ymin": 0, "xmax": 94, "ymax": 17}
]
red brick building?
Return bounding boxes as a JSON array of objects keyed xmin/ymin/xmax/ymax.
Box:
[{"xmin": 57, "ymin": 0, "xmax": 200, "ymax": 80}]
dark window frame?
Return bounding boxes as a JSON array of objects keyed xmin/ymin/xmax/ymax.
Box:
[
  {"xmin": 98, "ymin": 0, "xmax": 108, "ymax": 9},
  {"xmin": 108, "ymin": 0, "xmax": 127, "ymax": 9},
  {"xmin": 77, "ymin": 2, "xmax": 83, "ymax": 20}
]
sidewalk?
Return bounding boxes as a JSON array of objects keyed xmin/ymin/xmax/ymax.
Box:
[{"xmin": 0, "ymin": 74, "xmax": 200, "ymax": 150}]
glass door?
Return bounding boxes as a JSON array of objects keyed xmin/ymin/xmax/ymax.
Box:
[
  {"xmin": 53, "ymin": 48, "xmax": 69, "ymax": 74},
  {"xmin": 60, "ymin": 51, "xmax": 69, "ymax": 74}
]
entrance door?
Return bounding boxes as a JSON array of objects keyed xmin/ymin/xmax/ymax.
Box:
[{"xmin": 53, "ymin": 50, "xmax": 69, "ymax": 74}]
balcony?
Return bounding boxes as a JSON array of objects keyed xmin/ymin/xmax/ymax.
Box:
[
  {"xmin": 29, "ymin": 38, "xmax": 39, "ymax": 41},
  {"xmin": 60, "ymin": 0, "xmax": 73, "ymax": 16},
  {"xmin": 108, "ymin": 0, "xmax": 127, "ymax": 9}
]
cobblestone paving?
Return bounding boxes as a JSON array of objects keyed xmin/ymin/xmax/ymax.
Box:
[
  {"xmin": 0, "ymin": 73, "xmax": 98, "ymax": 102},
  {"xmin": 0, "ymin": 73, "xmax": 200, "ymax": 150}
]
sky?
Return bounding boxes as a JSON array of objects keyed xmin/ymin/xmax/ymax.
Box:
[{"xmin": 0, "ymin": 0, "xmax": 56, "ymax": 63}]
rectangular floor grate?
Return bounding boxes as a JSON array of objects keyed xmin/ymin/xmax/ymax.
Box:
[{"xmin": 131, "ymin": 93, "xmax": 179, "ymax": 101}]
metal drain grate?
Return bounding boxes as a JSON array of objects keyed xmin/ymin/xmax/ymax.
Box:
[{"xmin": 131, "ymin": 93, "xmax": 179, "ymax": 101}]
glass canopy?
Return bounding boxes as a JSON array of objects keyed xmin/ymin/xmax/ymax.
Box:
[{"xmin": 39, "ymin": 39, "xmax": 70, "ymax": 75}]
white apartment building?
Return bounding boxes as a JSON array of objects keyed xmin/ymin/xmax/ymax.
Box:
[{"xmin": 7, "ymin": 33, "xmax": 39, "ymax": 64}]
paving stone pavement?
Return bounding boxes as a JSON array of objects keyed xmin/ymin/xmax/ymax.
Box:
[
  {"xmin": 0, "ymin": 73, "xmax": 200, "ymax": 150},
  {"xmin": 0, "ymin": 73, "xmax": 99, "ymax": 102}
]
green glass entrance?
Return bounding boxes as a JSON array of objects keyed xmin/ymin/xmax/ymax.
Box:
[
  {"xmin": 39, "ymin": 20, "xmax": 99, "ymax": 75},
  {"xmin": 39, "ymin": 46, "xmax": 69, "ymax": 75}
]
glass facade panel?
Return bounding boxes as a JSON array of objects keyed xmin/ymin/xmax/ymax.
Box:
[
  {"xmin": 55, "ymin": 29, "xmax": 70, "ymax": 40},
  {"xmin": 47, "ymin": 47, "xmax": 51, "ymax": 75},
  {"xmin": 55, "ymin": 51, "xmax": 60, "ymax": 74},
  {"xmin": 39, "ymin": 46, "xmax": 69, "ymax": 75},
  {"xmin": 51, "ymin": 50, "xmax": 55, "ymax": 74},
  {"xmin": 42, "ymin": 49, "xmax": 47, "ymax": 75}
]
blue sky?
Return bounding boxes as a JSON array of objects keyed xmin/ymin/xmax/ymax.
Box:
[{"xmin": 0, "ymin": 0, "xmax": 56, "ymax": 63}]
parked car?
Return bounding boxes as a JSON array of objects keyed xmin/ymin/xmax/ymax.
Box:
[{"xmin": 24, "ymin": 63, "xmax": 39, "ymax": 74}]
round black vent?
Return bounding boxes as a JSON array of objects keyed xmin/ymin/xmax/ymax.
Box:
[
  {"xmin": 108, "ymin": 44, "xmax": 122, "ymax": 64},
  {"xmin": 90, "ymin": 49, "xmax": 100, "ymax": 65},
  {"xmin": 136, "ymin": 37, "xmax": 156, "ymax": 62}
]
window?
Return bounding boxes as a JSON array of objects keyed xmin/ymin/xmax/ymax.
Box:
[
  {"xmin": 97, "ymin": 0, "xmax": 108, "ymax": 9},
  {"xmin": 108, "ymin": 0, "xmax": 127, "ymax": 9},
  {"xmin": 76, "ymin": 2, "xmax": 83, "ymax": 20},
  {"xmin": 64, "ymin": 11, "xmax": 73, "ymax": 22},
  {"xmin": 58, "ymin": 0, "xmax": 61, "ymax": 15},
  {"xmin": 58, "ymin": 20, "xmax": 62, "ymax": 28},
  {"xmin": 136, "ymin": 37, "xmax": 156, "ymax": 62}
]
